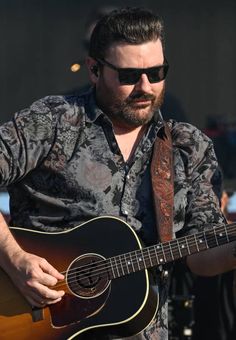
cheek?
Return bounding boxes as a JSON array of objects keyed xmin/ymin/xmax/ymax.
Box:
[
  {"xmin": 152, "ymin": 81, "xmax": 164, "ymax": 92},
  {"xmin": 152, "ymin": 81, "xmax": 165, "ymax": 95},
  {"xmin": 102, "ymin": 84, "xmax": 133, "ymax": 103},
  {"xmin": 116, "ymin": 85, "xmax": 136, "ymax": 99},
  {"xmin": 117, "ymin": 87, "xmax": 132, "ymax": 99},
  {"xmin": 98, "ymin": 72, "xmax": 134, "ymax": 101}
]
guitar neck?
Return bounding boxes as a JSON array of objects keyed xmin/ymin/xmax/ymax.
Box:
[{"xmin": 108, "ymin": 223, "xmax": 236, "ymax": 279}]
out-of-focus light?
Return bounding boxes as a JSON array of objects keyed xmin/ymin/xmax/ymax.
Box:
[{"xmin": 70, "ymin": 63, "xmax": 81, "ymax": 72}]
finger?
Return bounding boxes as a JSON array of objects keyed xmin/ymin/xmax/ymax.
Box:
[
  {"xmin": 37, "ymin": 272, "xmax": 62, "ymax": 287},
  {"xmin": 39, "ymin": 259, "xmax": 64, "ymax": 280},
  {"xmin": 34, "ymin": 296, "xmax": 63, "ymax": 308},
  {"xmin": 29, "ymin": 296, "xmax": 63, "ymax": 308},
  {"xmin": 26, "ymin": 286, "xmax": 65, "ymax": 307},
  {"xmin": 44, "ymin": 296, "xmax": 63, "ymax": 306},
  {"xmin": 27, "ymin": 279, "xmax": 65, "ymax": 301},
  {"xmin": 35, "ymin": 281, "xmax": 65, "ymax": 300}
]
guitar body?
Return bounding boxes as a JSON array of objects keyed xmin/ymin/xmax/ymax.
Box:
[{"xmin": 0, "ymin": 216, "xmax": 159, "ymax": 339}]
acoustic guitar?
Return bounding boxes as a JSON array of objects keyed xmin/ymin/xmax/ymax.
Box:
[{"xmin": 0, "ymin": 216, "xmax": 235, "ymax": 339}]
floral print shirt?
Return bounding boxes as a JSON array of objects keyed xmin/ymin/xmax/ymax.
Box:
[{"xmin": 0, "ymin": 89, "xmax": 225, "ymax": 339}]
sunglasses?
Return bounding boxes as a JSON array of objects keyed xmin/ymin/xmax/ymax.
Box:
[{"xmin": 95, "ymin": 57, "xmax": 169, "ymax": 85}]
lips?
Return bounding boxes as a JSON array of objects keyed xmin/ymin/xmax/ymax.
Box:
[
  {"xmin": 131, "ymin": 99, "xmax": 152, "ymax": 105},
  {"xmin": 133, "ymin": 99, "xmax": 151, "ymax": 103}
]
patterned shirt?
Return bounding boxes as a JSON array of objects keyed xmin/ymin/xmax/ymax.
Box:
[{"xmin": 0, "ymin": 88, "xmax": 225, "ymax": 339}]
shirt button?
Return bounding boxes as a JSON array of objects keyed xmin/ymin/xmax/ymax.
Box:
[
  {"xmin": 126, "ymin": 174, "xmax": 130, "ymax": 179},
  {"xmin": 124, "ymin": 210, "xmax": 128, "ymax": 216}
]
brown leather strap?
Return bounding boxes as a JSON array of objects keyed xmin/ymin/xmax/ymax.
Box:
[{"xmin": 151, "ymin": 122, "xmax": 174, "ymax": 242}]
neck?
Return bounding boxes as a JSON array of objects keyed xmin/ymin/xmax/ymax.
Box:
[{"xmin": 112, "ymin": 123, "xmax": 147, "ymax": 162}]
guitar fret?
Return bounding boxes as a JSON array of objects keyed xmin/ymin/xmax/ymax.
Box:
[
  {"xmin": 156, "ymin": 244, "xmax": 164, "ymax": 264},
  {"xmin": 154, "ymin": 245, "xmax": 160, "ymax": 265},
  {"xmin": 135, "ymin": 251, "xmax": 141, "ymax": 270},
  {"xmin": 162, "ymin": 243, "xmax": 172, "ymax": 262},
  {"xmin": 186, "ymin": 237, "xmax": 191, "ymax": 255},
  {"xmin": 121, "ymin": 254, "xmax": 129, "ymax": 275},
  {"xmin": 141, "ymin": 250, "xmax": 146, "ymax": 268},
  {"xmin": 224, "ymin": 225, "xmax": 230, "ymax": 243},
  {"xmin": 118, "ymin": 255, "xmax": 125, "ymax": 276},
  {"xmin": 212, "ymin": 227, "xmax": 229, "ymax": 246},
  {"xmin": 128, "ymin": 252, "xmax": 136, "ymax": 272},
  {"xmin": 176, "ymin": 238, "xmax": 182, "ymax": 257},
  {"xmin": 147, "ymin": 247, "xmax": 153, "ymax": 267},
  {"xmin": 170, "ymin": 239, "xmax": 180, "ymax": 259},
  {"xmin": 136, "ymin": 250, "xmax": 145, "ymax": 270},
  {"xmin": 111, "ymin": 257, "xmax": 120, "ymax": 278},
  {"xmin": 203, "ymin": 231, "xmax": 209, "ymax": 249},
  {"xmin": 161, "ymin": 244, "xmax": 167, "ymax": 262},
  {"xmin": 199, "ymin": 232, "xmax": 207, "ymax": 250},
  {"xmin": 194, "ymin": 234, "xmax": 200, "ymax": 252},
  {"xmin": 213, "ymin": 228, "xmax": 220, "ymax": 246},
  {"xmin": 109, "ymin": 258, "xmax": 116, "ymax": 279},
  {"xmin": 168, "ymin": 242, "xmax": 175, "ymax": 260},
  {"xmin": 177, "ymin": 238, "xmax": 190, "ymax": 257},
  {"xmin": 152, "ymin": 246, "xmax": 159, "ymax": 266}
]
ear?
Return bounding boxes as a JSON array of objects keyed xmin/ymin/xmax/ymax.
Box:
[{"xmin": 86, "ymin": 57, "xmax": 99, "ymax": 84}]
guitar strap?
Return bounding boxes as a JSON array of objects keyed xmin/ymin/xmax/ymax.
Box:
[{"xmin": 151, "ymin": 121, "xmax": 174, "ymax": 242}]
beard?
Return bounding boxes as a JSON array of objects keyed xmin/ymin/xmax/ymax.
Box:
[
  {"xmin": 114, "ymin": 88, "xmax": 165, "ymax": 127},
  {"xmin": 96, "ymin": 78, "xmax": 165, "ymax": 128}
]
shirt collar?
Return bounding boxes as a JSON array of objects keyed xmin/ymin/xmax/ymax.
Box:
[{"xmin": 83, "ymin": 87, "xmax": 104, "ymax": 123}]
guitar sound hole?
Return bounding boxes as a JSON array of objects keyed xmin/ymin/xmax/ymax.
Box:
[
  {"xmin": 67, "ymin": 253, "xmax": 110, "ymax": 298},
  {"xmin": 76, "ymin": 260, "xmax": 100, "ymax": 289}
]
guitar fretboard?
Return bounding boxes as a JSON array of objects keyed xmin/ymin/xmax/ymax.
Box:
[{"xmin": 107, "ymin": 223, "xmax": 236, "ymax": 279}]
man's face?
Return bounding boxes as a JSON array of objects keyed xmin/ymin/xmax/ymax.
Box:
[{"xmin": 89, "ymin": 39, "xmax": 166, "ymax": 128}]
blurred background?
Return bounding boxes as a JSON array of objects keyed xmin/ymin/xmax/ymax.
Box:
[{"xmin": 1, "ymin": 0, "xmax": 236, "ymax": 189}]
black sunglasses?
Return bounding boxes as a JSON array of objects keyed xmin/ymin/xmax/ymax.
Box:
[{"xmin": 95, "ymin": 57, "xmax": 169, "ymax": 85}]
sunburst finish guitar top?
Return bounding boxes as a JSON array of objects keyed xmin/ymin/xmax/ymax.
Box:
[{"xmin": 0, "ymin": 216, "xmax": 157, "ymax": 339}]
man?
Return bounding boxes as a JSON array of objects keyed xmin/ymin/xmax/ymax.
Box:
[{"xmin": 0, "ymin": 7, "xmax": 234, "ymax": 339}]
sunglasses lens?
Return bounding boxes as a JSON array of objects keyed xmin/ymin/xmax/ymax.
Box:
[
  {"xmin": 118, "ymin": 70, "xmax": 140, "ymax": 85},
  {"xmin": 147, "ymin": 65, "xmax": 169, "ymax": 83}
]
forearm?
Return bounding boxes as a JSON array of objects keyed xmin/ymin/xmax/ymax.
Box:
[
  {"xmin": 186, "ymin": 241, "xmax": 236, "ymax": 276},
  {"xmin": 0, "ymin": 212, "xmax": 64, "ymax": 306},
  {"xmin": 0, "ymin": 212, "xmax": 22, "ymax": 270}
]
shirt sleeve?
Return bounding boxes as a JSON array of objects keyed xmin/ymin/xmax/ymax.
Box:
[
  {"xmin": 0, "ymin": 97, "xmax": 55, "ymax": 187},
  {"xmin": 172, "ymin": 122, "xmax": 226, "ymax": 236}
]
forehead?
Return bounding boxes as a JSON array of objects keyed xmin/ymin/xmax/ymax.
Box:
[{"xmin": 105, "ymin": 39, "xmax": 164, "ymax": 68}]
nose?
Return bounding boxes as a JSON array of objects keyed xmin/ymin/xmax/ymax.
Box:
[{"xmin": 134, "ymin": 73, "xmax": 152, "ymax": 92}]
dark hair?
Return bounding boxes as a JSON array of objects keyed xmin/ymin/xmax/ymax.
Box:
[{"xmin": 89, "ymin": 7, "xmax": 165, "ymax": 59}]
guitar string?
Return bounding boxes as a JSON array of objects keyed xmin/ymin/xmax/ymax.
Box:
[
  {"xmin": 59, "ymin": 222, "xmax": 235, "ymax": 280},
  {"xmin": 53, "ymin": 223, "xmax": 236, "ymax": 290},
  {"xmin": 53, "ymin": 222, "xmax": 236, "ymax": 285},
  {"xmin": 53, "ymin": 223, "xmax": 236, "ymax": 289},
  {"xmin": 55, "ymin": 233, "xmax": 236, "ymax": 290}
]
